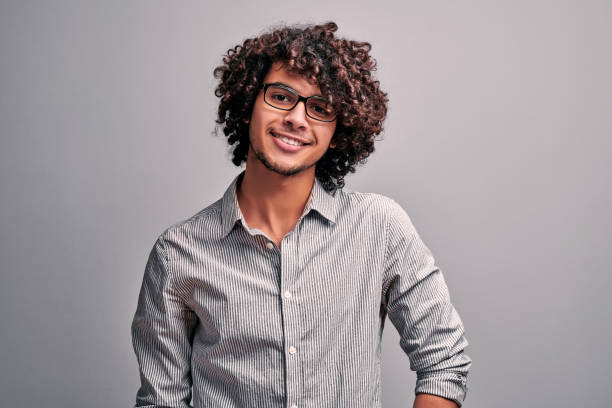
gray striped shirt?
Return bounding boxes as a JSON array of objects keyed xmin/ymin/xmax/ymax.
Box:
[{"xmin": 131, "ymin": 171, "xmax": 471, "ymax": 407}]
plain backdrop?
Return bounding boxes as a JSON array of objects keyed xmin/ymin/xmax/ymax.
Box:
[{"xmin": 1, "ymin": 1, "xmax": 611, "ymax": 407}]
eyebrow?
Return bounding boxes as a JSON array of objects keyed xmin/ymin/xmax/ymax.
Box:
[{"xmin": 268, "ymin": 82, "xmax": 325, "ymax": 99}]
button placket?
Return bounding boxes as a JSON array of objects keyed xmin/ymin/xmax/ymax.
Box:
[{"xmin": 280, "ymin": 232, "xmax": 302, "ymax": 405}]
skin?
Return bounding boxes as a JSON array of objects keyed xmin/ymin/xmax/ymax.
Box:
[
  {"xmin": 237, "ymin": 62, "xmax": 459, "ymax": 408},
  {"xmin": 236, "ymin": 61, "xmax": 336, "ymax": 247},
  {"xmin": 413, "ymin": 393, "xmax": 459, "ymax": 408}
]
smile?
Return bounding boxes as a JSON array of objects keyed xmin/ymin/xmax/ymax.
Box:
[
  {"xmin": 270, "ymin": 130, "xmax": 311, "ymax": 152},
  {"xmin": 277, "ymin": 135, "xmax": 304, "ymax": 146}
]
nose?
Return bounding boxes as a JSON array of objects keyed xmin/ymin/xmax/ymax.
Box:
[{"xmin": 283, "ymin": 100, "xmax": 308, "ymax": 130}]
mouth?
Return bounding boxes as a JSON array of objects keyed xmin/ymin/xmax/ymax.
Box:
[{"xmin": 270, "ymin": 130, "xmax": 311, "ymax": 152}]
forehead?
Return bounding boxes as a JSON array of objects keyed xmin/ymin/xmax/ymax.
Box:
[{"xmin": 264, "ymin": 61, "xmax": 322, "ymax": 97}]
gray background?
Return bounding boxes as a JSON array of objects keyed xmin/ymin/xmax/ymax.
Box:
[{"xmin": 1, "ymin": 1, "xmax": 610, "ymax": 407}]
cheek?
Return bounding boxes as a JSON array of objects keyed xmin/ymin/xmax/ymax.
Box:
[
  {"xmin": 320, "ymin": 125, "xmax": 337, "ymax": 147},
  {"xmin": 248, "ymin": 107, "xmax": 266, "ymax": 139},
  {"xmin": 250, "ymin": 101, "xmax": 276, "ymax": 130},
  {"xmin": 249, "ymin": 101, "xmax": 260, "ymax": 126}
]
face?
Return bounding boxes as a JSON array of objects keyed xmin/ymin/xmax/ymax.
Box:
[{"xmin": 247, "ymin": 61, "xmax": 337, "ymax": 177}]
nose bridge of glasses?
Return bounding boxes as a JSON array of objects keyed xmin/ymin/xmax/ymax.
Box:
[
  {"xmin": 285, "ymin": 96, "xmax": 309, "ymax": 123},
  {"xmin": 296, "ymin": 95, "xmax": 310, "ymax": 112}
]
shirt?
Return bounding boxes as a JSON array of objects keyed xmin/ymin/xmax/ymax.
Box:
[{"xmin": 131, "ymin": 171, "xmax": 472, "ymax": 408}]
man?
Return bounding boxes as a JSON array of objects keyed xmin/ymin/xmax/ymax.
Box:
[{"xmin": 131, "ymin": 22, "xmax": 471, "ymax": 408}]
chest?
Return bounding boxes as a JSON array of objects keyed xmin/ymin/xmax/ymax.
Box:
[{"xmin": 173, "ymin": 220, "xmax": 386, "ymax": 345}]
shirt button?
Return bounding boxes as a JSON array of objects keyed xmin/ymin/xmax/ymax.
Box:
[
  {"xmin": 266, "ymin": 241, "xmax": 274, "ymax": 250},
  {"xmin": 288, "ymin": 346, "xmax": 296, "ymax": 355},
  {"xmin": 283, "ymin": 290, "xmax": 292, "ymax": 299}
]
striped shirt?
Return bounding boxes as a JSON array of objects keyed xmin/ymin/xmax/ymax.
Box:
[{"xmin": 131, "ymin": 171, "xmax": 471, "ymax": 407}]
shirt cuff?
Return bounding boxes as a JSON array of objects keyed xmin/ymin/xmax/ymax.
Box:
[{"xmin": 415, "ymin": 371, "xmax": 468, "ymax": 407}]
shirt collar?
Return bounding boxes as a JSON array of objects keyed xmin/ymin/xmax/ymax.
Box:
[{"xmin": 220, "ymin": 170, "xmax": 339, "ymax": 238}]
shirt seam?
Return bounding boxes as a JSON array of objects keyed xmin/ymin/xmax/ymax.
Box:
[
  {"xmin": 383, "ymin": 200, "xmax": 392, "ymax": 265},
  {"xmin": 158, "ymin": 231, "xmax": 188, "ymax": 306},
  {"xmin": 381, "ymin": 200, "xmax": 393, "ymax": 308}
]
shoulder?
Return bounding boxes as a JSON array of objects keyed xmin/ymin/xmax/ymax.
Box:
[
  {"xmin": 335, "ymin": 187, "xmax": 420, "ymax": 253},
  {"xmin": 153, "ymin": 198, "xmax": 224, "ymax": 257},
  {"xmin": 337, "ymin": 187, "xmax": 411, "ymax": 227}
]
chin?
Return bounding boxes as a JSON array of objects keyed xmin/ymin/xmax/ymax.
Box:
[{"xmin": 253, "ymin": 149, "xmax": 313, "ymax": 177}]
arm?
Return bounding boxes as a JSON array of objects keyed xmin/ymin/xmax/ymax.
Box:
[
  {"xmin": 414, "ymin": 393, "xmax": 459, "ymax": 408},
  {"xmin": 131, "ymin": 235, "xmax": 197, "ymax": 408},
  {"xmin": 382, "ymin": 200, "xmax": 472, "ymax": 407}
]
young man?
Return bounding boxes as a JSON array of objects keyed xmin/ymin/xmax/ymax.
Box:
[{"xmin": 131, "ymin": 22, "xmax": 471, "ymax": 408}]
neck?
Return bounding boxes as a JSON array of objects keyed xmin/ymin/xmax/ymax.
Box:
[{"xmin": 236, "ymin": 154, "xmax": 315, "ymax": 243}]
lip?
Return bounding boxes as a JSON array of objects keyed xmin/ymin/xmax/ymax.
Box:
[
  {"xmin": 270, "ymin": 130, "xmax": 311, "ymax": 153},
  {"xmin": 271, "ymin": 130, "xmax": 311, "ymax": 145}
]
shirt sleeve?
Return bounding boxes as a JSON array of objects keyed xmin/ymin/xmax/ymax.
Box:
[
  {"xmin": 131, "ymin": 234, "xmax": 197, "ymax": 408},
  {"xmin": 382, "ymin": 199, "xmax": 472, "ymax": 407}
]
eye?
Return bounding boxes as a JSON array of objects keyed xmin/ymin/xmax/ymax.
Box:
[
  {"xmin": 312, "ymin": 105, "xmax": 327, "ymax": 114},
  {"xmin": 266, "ymin": 86, "xmax": 296, "ymax": 106},
  {"xmin": 307, "ymin": 98, "xmax": 336, "ymax": 121},
  {"xmin": 271, "ymin": 94, "xmax": 288, "ymax": 102}
]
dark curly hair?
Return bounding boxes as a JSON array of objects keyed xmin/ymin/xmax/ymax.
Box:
[{"xmin": 213, "ymin": 21, "xmax": 388, "ymax": 192}]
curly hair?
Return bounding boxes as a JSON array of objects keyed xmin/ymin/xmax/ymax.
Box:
[{"xmin": 213, "ymin": 21, "xmax": 388, "ymax": 192}]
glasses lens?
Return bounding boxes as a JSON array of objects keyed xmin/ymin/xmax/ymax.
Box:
[
  {"xmin": 307, "ymin": 98, "xmax": 335, "ymax": 121},
  {"xmin": 265, "ymin": 85, "xmax": 298, "ymax": 109}
]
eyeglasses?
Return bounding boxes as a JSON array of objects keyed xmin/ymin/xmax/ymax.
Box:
[{"xmin": 263, "ymin": 83, "xmax": 336, "ymax": 122}]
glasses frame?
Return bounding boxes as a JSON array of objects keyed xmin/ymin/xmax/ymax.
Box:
[{"xmin": 262, "ymin": 82, "xmax": 336, "ymax": 122}]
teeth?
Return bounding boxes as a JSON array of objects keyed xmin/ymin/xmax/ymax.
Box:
[
  {"xmin": 275, "ymin": 133, "xmax": 305, "ymax": 146},
  {"xmin": 281, "ymin": 136, "xmax": 303, "ymax": 146}
]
